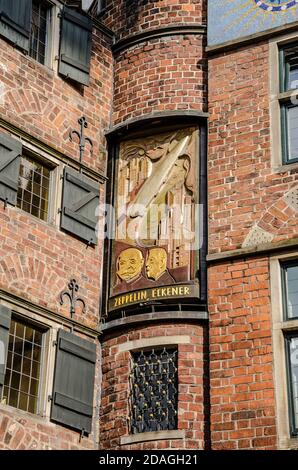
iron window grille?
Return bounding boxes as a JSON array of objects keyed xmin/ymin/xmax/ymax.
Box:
[
  {"xmin": 130, "ymin": 347, "xmax": 178, "ymax": 434},
  {"xmin": 279, "ymin": 43, "xmax": 298, "ymax": 164},
  {"xmin": 17, "ymin": 152, "xmax": 52, "ymax": 222},
  {"xmin": 29, "ymin": 0, "xmax": 50, "ymax": 65},
  {"xmin": 2, "ymin": 317, "xmax": 46, "ymax": 414}
]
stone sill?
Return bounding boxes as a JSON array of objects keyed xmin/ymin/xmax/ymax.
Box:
[{"xmin": 120, "ymin": 430, "xmax": 185, "ymax": 446}]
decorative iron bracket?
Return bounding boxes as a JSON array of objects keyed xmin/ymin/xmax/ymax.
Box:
[
  {"xmin": 60, "ymin": 279, "xmax": 86, "ymax": 318},
  {"xmin": 69, "ymin": 116, "xmax": 93, "ymax": 172}
]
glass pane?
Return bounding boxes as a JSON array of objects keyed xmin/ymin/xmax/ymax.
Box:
[
  {"xmin": 30, "ymin": 378, "xmax": 39, "ymax": 397},
  {"xmin": 10, "ymin": 371, "xmax": 21, "ymax": 391},
  {"xmin": 9, "ymin": 389, "xmax": 18, "ymax": 408},
  {"xmin": 15, "ymin": 322, "xmax": 25, "ymax": 339},
  {"xmin": 31, "ymin": 360, "xmax": 40, "ymax": 380},
  {"xmin": 287, "ymin": 106, "xmax": 298, "ymax": 162},
  {"xmin": 12, "ymin": 352, "xmax": 22, "ymax": 373},
  {"xmin": 20, "ymin": 375, "xmax": 30, "ymax": 394},
  {"xmin": 24, "ymin": 341, "xmax": 33, "ymax": 359},
  {"xmin": 289, "ymin": 337, "xmax": 298, "ymax": 431},
  {"xmin": 284, "ymin": 46, "xmax": 298, "ymax": 91},
  {"xmin": 13, "ymin": 338, "xmax": 23, "ymax": 357},
  {"xmin": 25, "ymin": 326, "xmax": 34, "ymax": 343},
  {"xmin": 19, "ymin": 393, "xmax": 29, "ymax": 412},
  {"xmin": 286, "ymin": 265, "xmax": 298, "ymax": 319},
  {"xmin": 28, "ymin": 396, "xmax": 37, "ymax": 414},
  {"xmin": 22, "ymin": 357, "xmax": 32, "ymax": 376}
]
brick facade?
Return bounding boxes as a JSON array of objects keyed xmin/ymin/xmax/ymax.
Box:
[{"xmin": 100, "ymin": 322, "xmax": 208, "ymax": 450}]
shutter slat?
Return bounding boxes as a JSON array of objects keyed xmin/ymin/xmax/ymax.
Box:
[
  {"xmin": 0, "ymin": 305, "xmax": 11, "ymax": 387},
  {"xmin": 54, "ymin": 392, "xmax": 93, "ymax": 417},
  {"xmin": 59, "ymin": 336, "xmax": 96, "ymax": 363},
  {"xmin": 0, "ymin": 133, "xmax": 22, "ymax": 206},
  {"xmin": 0, "ymin": 0, "xmax": 32, "ymax": 51},
  {"xmin": 58, "ymin": 7, "xmax": 92, "ymax": 86},
  {"xmin": 51, "ymin": 329, "xmax": 96, "ymax": 435},
  {"xmin": 60, "ymin": 167, "xmax": 99, "ymax": 245}
]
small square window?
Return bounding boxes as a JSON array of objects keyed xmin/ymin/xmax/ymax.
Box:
[
  {"xmin": 17, "ymin": 153, "xmax": 53, "ymax": 222},
  {"xmin": 29, "ymin": 0, "xmax": 51, "ymax": 66},
  {"xmin": 2, "ymin": 317, "xmax": 46, "ymax": 415}
]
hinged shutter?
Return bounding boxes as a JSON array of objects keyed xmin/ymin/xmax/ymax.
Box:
[
  {"xmin": 60, "ymin": 167, "xmax": 99, "ymax": 245},
  {"xmin": 0, "ymin": 133, "xmax": 22, "ymax": 206},
  {"xmin": 0, "ymin": 0, "xmax": 32, "ymax": 51},
  {"xmin": 0, "ymin": 305, "xmax": 11, "ymax": 387},
  {"xmin": 59, "ymin": 7, "xmax": 92, "ymax": 86},
  {"xmin": 51, "ymin": 329, "xmax": 96, "ymax": 435}
]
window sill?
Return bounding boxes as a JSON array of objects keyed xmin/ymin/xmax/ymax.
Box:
[
  {"xmin": 279, "ymin": 435, "xmax": 298, "ymax": 450},
  {"xmin": 0, "ymin": 402, "xmax": 50, "ymax": 424},
  {"xmin": 273, "ymin": 161, "xmax": 298, "ymax": 173},
  {"xmin": 120, "ymin": 430, "xmax": 185, "ymax": 446}
]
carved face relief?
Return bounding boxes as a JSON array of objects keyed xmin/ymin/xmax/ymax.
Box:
[
  {"xmin": 116, "ymin": 248, "xmax": 144, "ymax": 282},
  {"xmin": 146, "ymin": 247, "xmax": 167, "ymax": 281}
]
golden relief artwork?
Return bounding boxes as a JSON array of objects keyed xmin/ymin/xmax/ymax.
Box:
[{"xmin": 111, "ymin": 127, "xmax": 199, "ymax": 297}]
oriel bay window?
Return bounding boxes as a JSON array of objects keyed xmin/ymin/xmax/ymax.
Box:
[{"xmin": 279, "ymin": 43, "xmax": 298, "ymax": 163}]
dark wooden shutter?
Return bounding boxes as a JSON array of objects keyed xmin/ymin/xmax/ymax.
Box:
[
  {"xmin": 51, "ymin": 329, "xmax": 96, "ymax": 435},
  {"xmin": 0, "ymin": 133, "xmax": 22, "ymax": 206},
  {"xmin": 59, "ymin": 7, "xmax": 92, "ymax": 86},
  {"xmin": 0, "ymin": 0, "xmax": 32, "ymax": 51},
  {"xmin": 60, "ymin": 167, "xmax": 99, "ymax": 245},
  {"xmin": 0, "ymin": 305, "xmax": 11, "ymax": 388}
]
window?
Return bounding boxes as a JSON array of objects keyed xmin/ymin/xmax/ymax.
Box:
[
  {"xmin": 130, "ymin": 347, "xmax": 178, "ymax": 434},
  {"xmin": 0, "ymin": 2, "xmax": 93, "ymax": 86},
  {"xmin": 281, "ymin": 260, "xmax": 298, "ymax": 437},
  {"xmin": 285, "ymin": 334, "xmax": 298, "ymax": 436},
  {"xmin": 279, "ymin": 43, "xmax": 298, "ymax": 164},
  {"xmin": 29, "ymin": 0, "xmax": 51, "ymax": 65},
  {"xmin": 2, "ymin": 316, "xmax": 46, "ymax": 414},
  {"xmin": 17, "ymin": 153, "xmax": 53, "ymax": 222},
  {"xmin": 0, "ymin": 305, "xmax": 97, "ymax": 433}
]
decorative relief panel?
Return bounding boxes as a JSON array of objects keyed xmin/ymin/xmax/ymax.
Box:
[{"xmin": 108, "ymin": 128, "xmax": 200, "ymax": 311}]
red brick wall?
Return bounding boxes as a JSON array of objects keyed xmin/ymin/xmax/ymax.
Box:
[
  {"xmin": 100, "ymin": 322, "xmax": 208, "ymax": 450},
  {"xmin": 0, "ymin": 16, "xmax": 112, "ymax": 451},
  {"xmin": 208, "ymin": 257, "xmax": 277, "ymax": 450},
  {"xmin": 113, "ymin": 35, "xmax": 207, "ymax": 124},
  {"xmin": 208, "ymin": 43, "xmax": 298, "ymax": 254},
  {"xmin": 99, "ymin": 0, "xmax": 206, "ymax": 41},
  {"xmin": 0, "ymin": 27, "xmax": 112, "ymax": 173}
]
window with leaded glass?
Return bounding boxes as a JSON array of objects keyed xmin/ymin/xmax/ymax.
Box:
[
  {"xmin": 130, "ymin": 348, "xmax": 178, "ymax": 434},
  {"xmin": 29, "ymin": 0, "xmax": 51, "ymax": 65},
  {"xmin": 17, "ymin": 153, "xmax": 53, "ymax": 222},
  {"xmin": 279, "ymin": 43, "xmax": 298, "ymax": 164},
  {"xmin": 2, "ymin": 317, "xmax": 46, "ymax": 414}
]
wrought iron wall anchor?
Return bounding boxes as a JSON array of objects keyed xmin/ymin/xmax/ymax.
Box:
[
  {"xmin": 60, "ymin": 279, "xmax": 86, "ymax": 319},
  {"xmin": 69, "ymin": 116, "xmax": 93, "ymax": 173}
]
